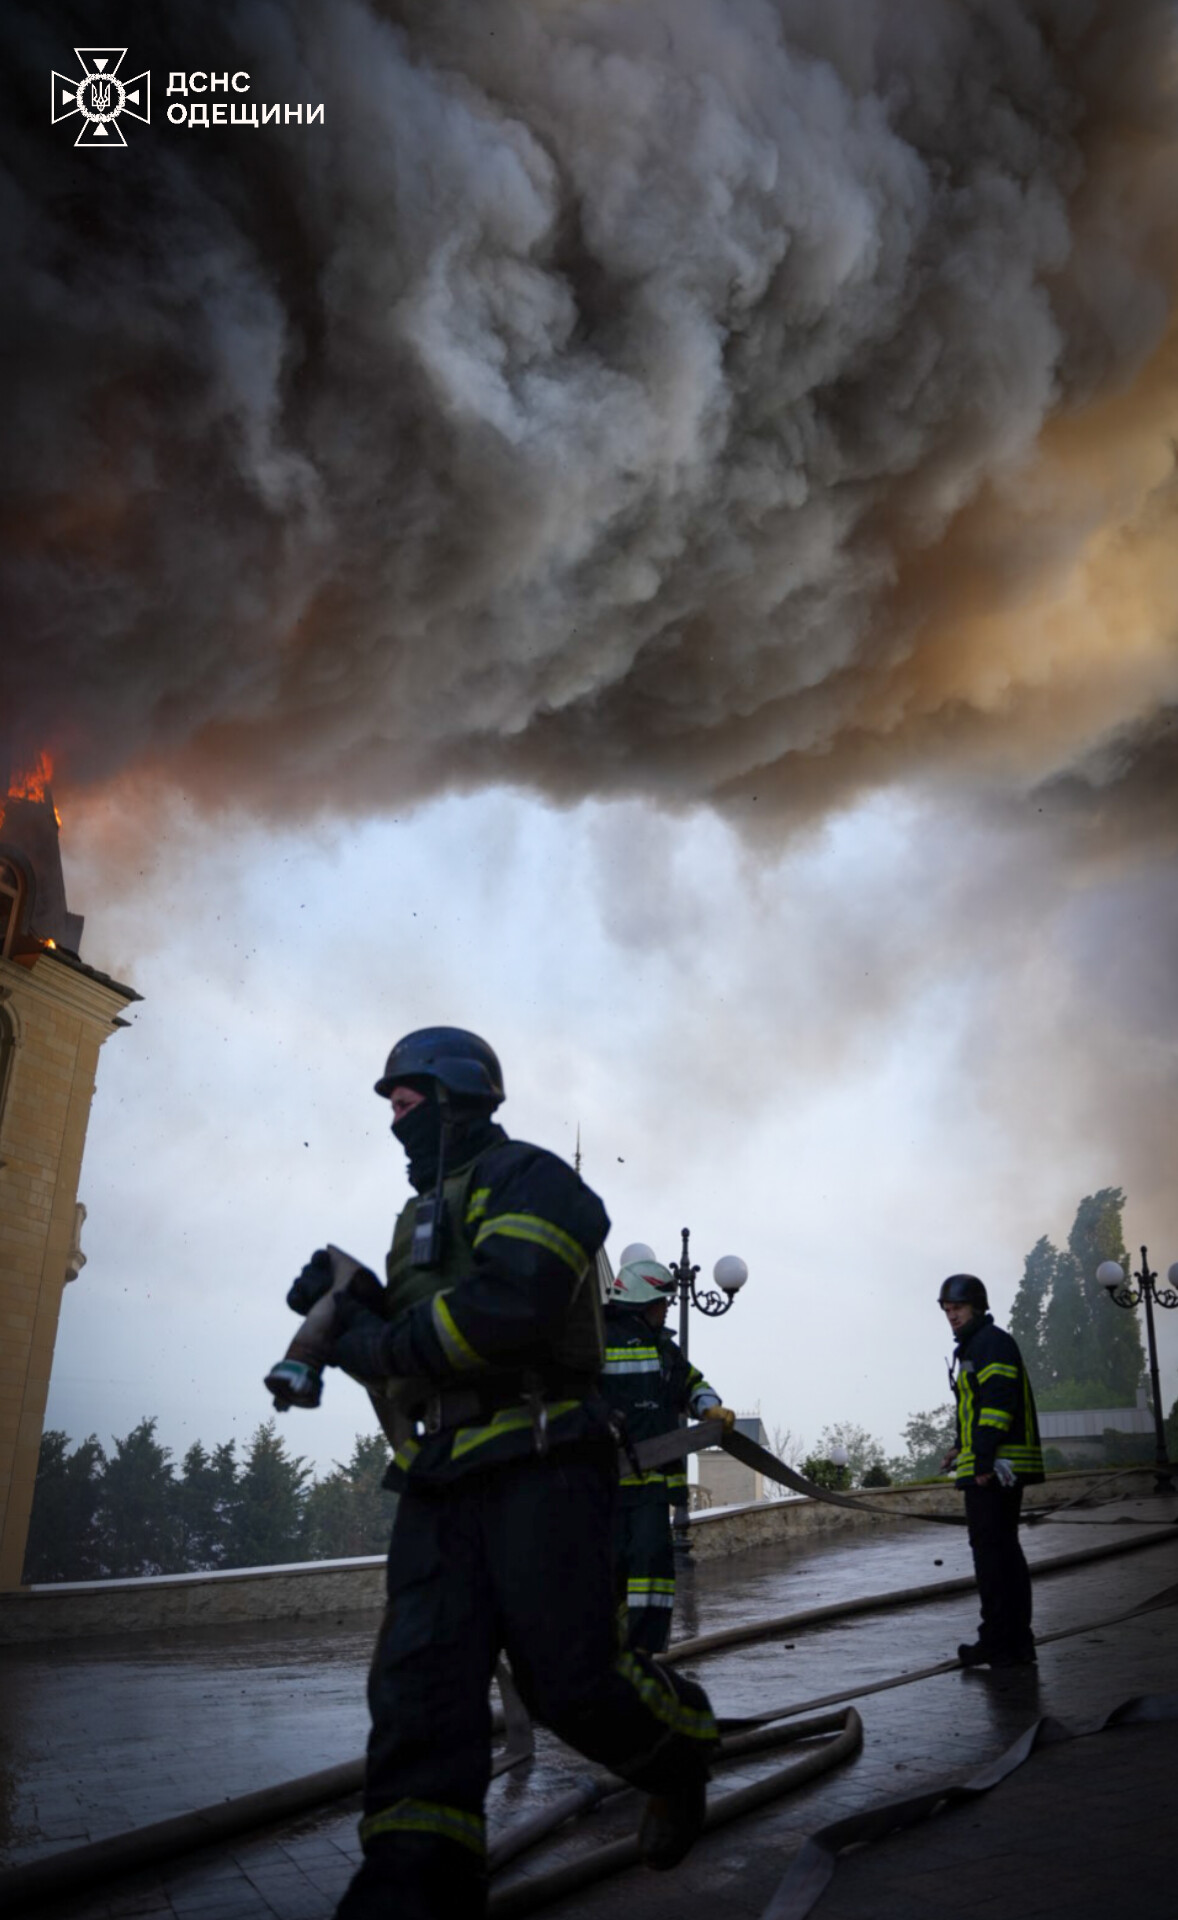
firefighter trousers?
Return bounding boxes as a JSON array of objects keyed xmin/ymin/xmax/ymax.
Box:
[
  {"xmin": 614, "ymin": 1492, "xmax": 676, "ymax": 1654},
  {"xmin": 963, "ymin": 1481, "xmax": 1032, "ymax": 1653},
  {"xmin": 335, "ymin": 1441, "xmax": 717, "ymax": 1920}
]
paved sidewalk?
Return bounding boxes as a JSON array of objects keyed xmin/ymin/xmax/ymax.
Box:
[{"xmin": 3, "ymin": 1492, "xmax": 1176, "ymax": 1918}]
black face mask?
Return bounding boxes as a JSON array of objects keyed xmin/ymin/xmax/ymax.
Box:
[
  {"xmin": 391, "ymin": 1090, "xmax": 446, "ymax": 1192},
  {"xmin": 392, "ymin": 1089, "xmax": 504, "ymax": 1191}
]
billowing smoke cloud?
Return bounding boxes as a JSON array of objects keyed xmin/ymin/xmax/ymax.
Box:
[{"xmin": 3, "ymin": 0, "xmax": 1176, "ymax": 840}]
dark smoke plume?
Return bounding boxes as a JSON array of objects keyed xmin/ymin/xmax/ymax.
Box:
[{"xmin": 2, "ymin": 0, "xmax": 1176, "ymax": 842}]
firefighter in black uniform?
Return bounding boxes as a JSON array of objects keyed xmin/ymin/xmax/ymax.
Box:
[
  {"xmin": 289, "ymin": 1029, "xmax": 718, "ymax": 1920},
  {"xmin": 602, "ymin": 1255, "xmax": 736, "ymax": 1651},
  {"xmin": 940, "ymin": 1273, "xmax": 1044, "ymax": 1668}
]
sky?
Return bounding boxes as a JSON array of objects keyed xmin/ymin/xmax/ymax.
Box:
[{"xmin": 3, "ymin": 0, "xmax": 1177, "ymax": 1477}]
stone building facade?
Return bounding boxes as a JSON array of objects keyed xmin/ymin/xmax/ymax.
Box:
[{"xmin": 0, "ymin": 786, "xmax": 137, "ymax": 1588}]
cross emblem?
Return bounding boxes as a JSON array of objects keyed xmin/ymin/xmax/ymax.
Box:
[{"xmin": 50, "ymin": 48, "xmax": 150, "ymax": 147}]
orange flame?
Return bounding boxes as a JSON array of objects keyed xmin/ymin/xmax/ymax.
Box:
[
  {"xmin": 7, "ymin": 750, "xmax": 54, "ymax": 803},
  {"xmin": 3, "ymin": 751, "xmax": 62, "ymax": 827}
]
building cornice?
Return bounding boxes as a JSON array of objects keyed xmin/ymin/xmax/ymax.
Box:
[{"xmin": 0, "ymin": 948, "xmax": 139, "ymax": 1032}]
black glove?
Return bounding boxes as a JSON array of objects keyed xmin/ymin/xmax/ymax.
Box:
[
  {"xmin": 287, "ymin": 1249, "xmax": 334, "ymax": 1315},
  {"xmin": 328, "ymin": 1296, "xmax": 392, "ymax": 1383}
]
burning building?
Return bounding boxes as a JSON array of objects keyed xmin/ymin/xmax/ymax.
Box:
[{"xmin": 0, "ymin": 755, "xmax": 139, "ymax": 1589}]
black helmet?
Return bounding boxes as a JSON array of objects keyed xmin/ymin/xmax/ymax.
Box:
[
  {"xmin": 374, "ymin": 1026, "xmax": 505, "ymax": 1107},
  {"xmin": 938, "ymin": 1273, "xmax": 988, "ymax": 1311}
]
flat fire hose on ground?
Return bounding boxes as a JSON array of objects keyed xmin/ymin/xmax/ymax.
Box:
[{"xmin": 627, "ymin": 1419, "xmax": 969, "ymax": 1524}]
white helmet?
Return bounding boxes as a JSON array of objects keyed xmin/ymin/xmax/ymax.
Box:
[{"xmin": 612, "ymin": 1257, "xmax": 677, "ymax": 1305}]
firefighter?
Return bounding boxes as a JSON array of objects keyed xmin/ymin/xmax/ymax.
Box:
[
  {"xmin": 290, "ymin": 1028, "xmax": 718, "ymax": 1920},
  {"xmin": 603, "ymin": 1255, "xmax": 737, "ymax": 1652},
  {"xmin": 940, "ymin": 1273, "xmax": 1044, "ymax": 1669}
]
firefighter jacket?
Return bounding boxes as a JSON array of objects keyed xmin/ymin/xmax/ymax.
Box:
[
  {"xmin": 370, "ymin": 1135, "xmax": 609, "ymax": 1489},
  {"xmin": 601, "ymin": 1303, "xmax": 721, "ymax": 1507},
  {"xmin": 950, "ymin": 1313, "xmax": 1044, "ymax": 1485}
]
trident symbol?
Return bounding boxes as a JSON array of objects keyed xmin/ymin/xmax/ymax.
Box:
[{"xmin": 91, "ymin": 82, "xmax": 111, "ymax": 113}]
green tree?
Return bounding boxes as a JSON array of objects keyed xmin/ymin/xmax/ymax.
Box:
[
  {"xmin": 1009, "ymin": 1236, "xmax": 1055, "ymax": 1386},
  {"xmin": 301, "ymin": 1433, "xmax": 397, "ymax": 1559},
  {"xmin": 22, "ymin": 1431, "xmax": 106, "ymax": 1582},
  {"xmin": 1067, "ymin": 1188, "xmax": 1143, "ymax": 1403},
  {"xmin": 98, "ymin": 1417, "xmax": 185, "ymax": 1577},
  {"xmin": 227, "ymin": 1421, "xmax": 310, "ymax": 1567},
  {"xmin": 177, "ymin": 1440, "xmax": 239, "ymax": 1568},
  {"xmin": 888, "ymin": 1404, "xmax": 958, "ymax": 1483},
  {"xmin": 1040, "ymin": 1190, "xmax": 1143, "ymax": 1404}
]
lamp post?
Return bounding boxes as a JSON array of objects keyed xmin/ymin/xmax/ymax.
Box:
[
  {"xmin": 619, "ymin": 1229, "xmax": 749, "ymax": 1557},
  {"xmin": 619, "ymin": 1228, "xmax": 749, "ymax": 1368},
  {"xmin": 1094, "ymin": 1247, "xmax": 1178, "ymax": 1494}
]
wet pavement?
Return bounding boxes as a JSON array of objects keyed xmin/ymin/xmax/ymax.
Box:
[{"xmin": 2, "ymin": 1490, "xmax": 1176, "ymax": 1918}]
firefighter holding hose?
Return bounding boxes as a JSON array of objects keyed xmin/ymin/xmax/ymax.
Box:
[
  {"xmin": 602, "ymin": 1254, "xmax": 737, "ymax": 1650},
  {"xmin": 284, "ymin": 1027, "xmax": 718, "ymax": 1920}
]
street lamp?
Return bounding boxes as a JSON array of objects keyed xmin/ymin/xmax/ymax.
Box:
[
  {"xmin": 1094, "ymin": 1247, "xmax": 1178, "ymax": 1493},
  {"xmin": 619, "ymin": 1229, "xmax": 749, "ymax": 1555},
  {"xmin": 622, "ymin": 1227, "xmax": 748, "ymax": 1365}
]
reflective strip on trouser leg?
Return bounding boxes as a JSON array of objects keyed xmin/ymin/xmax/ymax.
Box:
[
  {"xmin": 488, "ymin": 1452, "xmax": 717, "ymax": 1790},
  {"xmin": 360, "ymin": 1798, "xmax": 485, "ymax": 1858},
  {"xmin": 627, "ymin": 1578, "xmax": 675, "ymax": 1607},
  {"xmin": 358, "ymin": 1486, "xmax": 494, "ymax": 1912}
]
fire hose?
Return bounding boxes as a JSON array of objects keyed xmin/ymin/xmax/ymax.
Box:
[{"xmin": 3, "ymin": 1534, "xmax": 1173, "ymax": 1914}]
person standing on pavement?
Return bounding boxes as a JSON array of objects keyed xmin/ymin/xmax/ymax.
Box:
[
  {"xmin": 940, "ymin": 1273, "xmax": 1044, "ymax": 1669},
  {"xmin": 603, "ymin": 1256, "xmax": 737, "ymax": 1652},
  {"xmin": 289, "ymin": 1027, "xmax": 719, "ymax": 1920}
]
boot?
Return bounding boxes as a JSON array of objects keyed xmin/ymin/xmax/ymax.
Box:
[{"xmin": 637, "ymin": 1764, "xmax": 708, "ymax": 1870}]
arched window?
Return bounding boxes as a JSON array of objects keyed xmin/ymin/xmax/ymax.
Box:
[{"xmin": 0, "ymin": 857, "xmax": 24, "ymax": 961}]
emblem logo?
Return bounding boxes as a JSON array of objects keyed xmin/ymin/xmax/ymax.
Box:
[{"xmin": 51, "ymin": 48, "xmax": 150, "ymax": 146}]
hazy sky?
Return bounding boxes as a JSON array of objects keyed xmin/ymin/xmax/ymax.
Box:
[
  {"xmin": 3, "ymin": 1, "xmax": 1176, "ymax": 1475},
  {"xmin": 44, "ymin": 774, "xmax": 1178, "ymax": 1477}
]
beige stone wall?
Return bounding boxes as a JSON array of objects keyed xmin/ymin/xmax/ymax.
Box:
[
  {"xmin": 0, "ymin": 1467, "xmax": 1139, "ymax": 1643},
  {"xmin": 0, "ymin": 954, "xmax": 131, "ymax": 1590}
]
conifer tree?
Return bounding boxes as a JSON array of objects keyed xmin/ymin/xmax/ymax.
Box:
[
  {"xmin": 178, "ymin": 1439, "xmax": 239, "ymax": 1568},
  {"xmin": 302, "ymin": 1432, "xmax": 397, "ymax": 1559},
  {"xmin": 98, "ymin": 1418, "xmax": 185, "ymax": 1577},
  {"xmin": 1008, "ymin": 1236, "xmax": 1055, "ymax": 1385},
  {"xmin": 22, "ymin": 1431, "xmax": 106, "ymax": 1582},
  {"xmin": 227, "ymin": 1421, "xmax": 310, "ymax": 1567},
  {"xmin": 1037, "ymin": 1189, "xmax": 1144, "ymax": 1407}
]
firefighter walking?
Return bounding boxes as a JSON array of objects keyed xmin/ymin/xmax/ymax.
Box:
[{"xmin": 289, "ymin": 1028, "xmax": 718, "ymax": 1919}]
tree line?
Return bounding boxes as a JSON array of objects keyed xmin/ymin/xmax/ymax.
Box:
[
  {"xmin": 1007, "ymin": 1186, "xmax": 1146, "ymax": 1410},
  {"xmin": 792, "ymin": 1188, "xmax": 1170, "ymax": 1490},
  {"xmin": 23, "ymin": 1419, "xmax": 397, "ymax": 1584},
  {"xmin": 26, "ymin": 1188, "xmax": 1169, "ymax": 1578}
]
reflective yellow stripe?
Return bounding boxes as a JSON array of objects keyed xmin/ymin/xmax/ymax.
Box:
[
  {"xmin": 361, "ymin": 1798, "xmax": 484, "ymax": 1857},
  {"xmin": 392, "ymin": 1436, "xmax": 421, "ymax": 1475},
  {"xmin": 449, "ymin": 1400, "xmax": 581, "ymax": 1461},
  {"xmin": 431, "ymin": 1293, "xmax": 486, "ymax": 1372},
  {"xmin": 978, "ymin": 1362, "xmax": 1018, "ymax": 1383},
  {"xmin": 979, "ymin": 1410, "xmax": 1013, "ymax": 1429},
  {"xmin": 465, "ymin": 1186, "xmax": 492, "ymax": 1227},
  {"xmin": 474, "ymin": 1211, "xmax": 589, "ymax": 1277},
  {"xmin": 617, "ymin": 1651, "xmax": 717, "ymax": 1744}
]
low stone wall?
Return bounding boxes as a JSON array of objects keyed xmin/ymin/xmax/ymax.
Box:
[{"xmin": 0, "ymin": 1467, "xmax": 1143, "ymax": 1643}]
